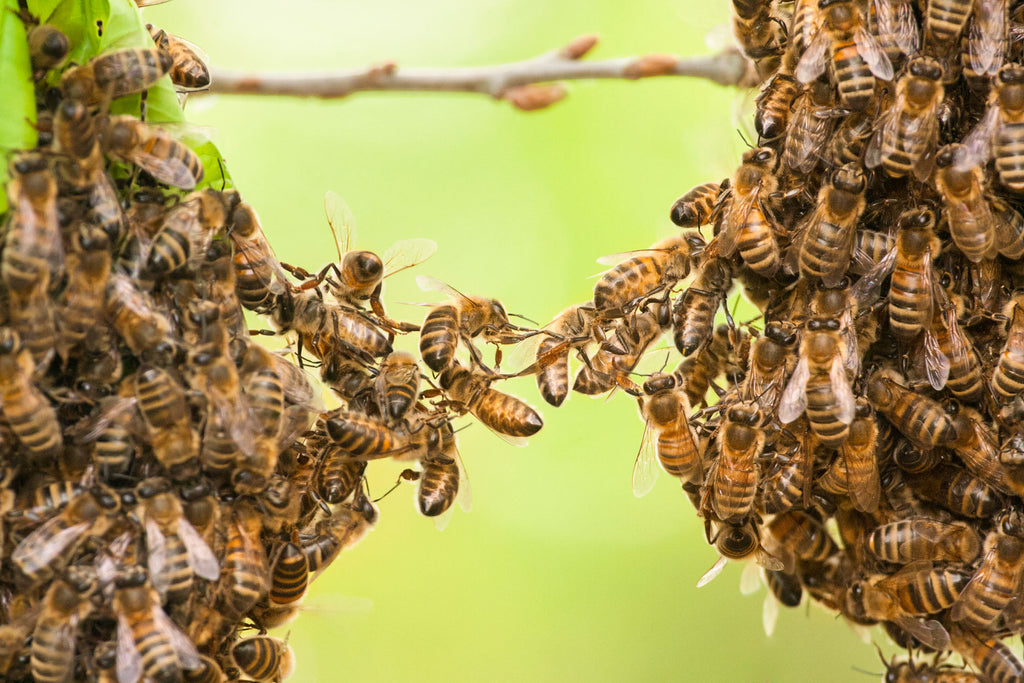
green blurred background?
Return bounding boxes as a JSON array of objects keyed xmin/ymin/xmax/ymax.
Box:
[{"xmin": 143, "ymin": 1, "xmax": 887, "ymax": 680}]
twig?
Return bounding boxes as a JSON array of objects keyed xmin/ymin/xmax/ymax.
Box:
[{"xmin": 206, "ymin": 35, "xmax": 758, "ymax": 111}]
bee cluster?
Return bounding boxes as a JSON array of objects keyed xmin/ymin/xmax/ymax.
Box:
[
  {"xmin": 523, "ymin": 0, "xmax": 1024, "ymax": 678},
  {"xmin": 0, "ymin": 6, "xmax": 559, "ymax": 681}
]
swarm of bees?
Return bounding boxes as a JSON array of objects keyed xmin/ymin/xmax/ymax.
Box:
[{"xmin": 0, "ymin": 4, "xmax": 552, "ymax": 681}]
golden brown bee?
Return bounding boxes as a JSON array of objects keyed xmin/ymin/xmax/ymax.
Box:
[
  {"xmin": 532, "ymin": 303, "xmax": 597, "ymax": 407},
  {"xmin": 931, "ymin": 290, "xmax": 985, "ymax": 403},
  {"xmin": 889, "ymin": 208, "xmax": 941, "ymax": 342},
  {"xmin": 669, "ymin": 179, "xmax": 726, "ymax": 227},
  {"xmin": 866, "ymin": 57, "xmax": 944, "ymax": 180},
  {"xmin": 300, "ymin": 489, "xmax": 378, "ymax": 572},
  {"xmin": 844, "ymin": 573, "xmax": 952, "ymax": 650},
  {"xmin": 905, "ymin": 464, "xmax": 1004, "ymax": 518},
  {"xmin": 960, "ymin": 63, "xmax": 1024, "ymax": 193},
  {"xmin": 60, "ymin": 47, "xmax": 173, "ymax": 104},
  {"xmin": 754, "ymin": 50, "xmax": 799, "ymax": 141},
  {"xmin": 146, "ymin": 23, "xmax": 211, "ymax": 90},
  {"xmin": 219, "ymin": 505, "xmax": 270, "ymax": 618},
  {"xmin": 949, "ymin": 623, "xmax": 1024, "ymax": 683},
  {"xmin": 826, "ymin": 109, "xmax": 875, "ymax": 167},
  {"xmin": 325, "ymin": 411, "xmax": 410, "ymax": 459},
  {"xmin": 760, "ymin": 426, "xmax": 813, "ymax": 514},
  {"xmin": 865, "ymin": 372, "xmax": 957, "ymax": 449},
  {"xmin": 867, "ymin": 518, "xmax": 981, "ymax": 565},
  {"xmin": 698, "ymin": 517, "xmax": 784, "ymax": 587},
  {"xmin": 229, "ymin": 200, "xmax": 290, "ymax": 312},
  {"xmin": 715, "ymin": 147, "xmax": 781, "ymax": 277},
  {"xmin": 574, "ymin": 304, "xmax": 668, "ymax": 396},
  {"xmin": 731, "ymin": 0, "xmax": 782, "ymax": 66},
  {"xmin": 229, "ymin": 636, "xmax": 296, "ymax": 683},
  {"xmin": 925, "ymin": 0, "xmax": 973, "ymax": 46},
  {"xmin": 29, "ymin": 566, "xmax": 95, "ymax": 683},
  {"xmin": 101, "ymin": 116, "xmax": 205, "ymax": 190},
  {"xmin": 849, "ymin": 229, "xmax": 895, "ymax": 276},
  {"xmin": 704, "ymin": 400, "xmax": 764, "ymax": 522},
  {"xmin": 269, "ymin": 539, "xmax": 309, "ymax": 607},
  {"xmin": 27, "ymin": 24, "xmax": 68, "ymax": 79},
  {"xmin": 144, "ymin": 188, "xmax": 235, "ymax": 276},
  {"xmin": 106, "ymin": 272, "xmax": 176, "ymax": 358},
  {"xmin": 279, "ymin": 289, "xmax": 393, "ymax": 365},
  {"xmin": 780, "ymin": 317, "xmax": 856, "ymax": 449},
  {"xmin": 58, "ymin": 225, "xmax": 111, "ymax": 359},
  {"xmin": 992, "ymin": 297, "xmax": 1024, "ymax": 402},
  {"xmin": 633, "ymin": 371, "xmax": 701, "ymax": 497},
  {"xmin": 744, "ymin": 321, "xmax": 797, "ymax": 417},
  {"xmin": 416, "ymin": 425, "xmax": 469, "ymax": 524},
  {"xmin": 3, "ymin": 153, "xmax": 61, "ymax": 293},
  {"xmin": 12, "ymin": 485, "xmax": 119, "ymax": 581},
  {"xmin": 375, "ymin": 350, "xmax": 421, "ymax": 425},
  {"xmin": 316, "ymin": 443, "xmax": 366, "ymax": 504},
  {"xmin": 135, "ymin": 478, "xmax": 220, "ymax": 604},
  {"xmin": 796, "ymin": 0, "xmax": 894, "ymax": 111},
  {"xmin": 439, "ymin": 360, "xmax": 543, "ymax": 441},
  {"xmin": 764, "ymin": 510, "xmax": 837, "ymax": 571},
  {"xmin": 952, "ymin": 512, "xmax": 1024, "ymax": 629},
  {"xmin": 52, "ymin": 97, "xmax": 103, "ymax": 188},
  {"xmin": 796, "ymin": 162, "xmax": 867, "ymax": 286},
  {"xmin": 113, "ymin": 567, "xmax": 200, "ymax": 683},
  {"xmin": 7, "ymin": 282, "xmax": 57, "ymax": 371},
  {"xmin": 934, "ymin": 144, "xmax": 999, "ymax": 262},
  {"xmin": 183, "ymin": 655, "xmax": 225, "ymax": 683},
  {"xmin": 838, "ymin": 399, "xmax": 881, "ymax": 514},
  {"xmin": 0, "ymin": 329, "xmax": 62, "ymax": 458},
  {"xmin": 782, "ymin": 77, "xmax": 840, "ymax": 174},
  {"xmin": 592, "ymin": 234, "xmax": 693, "ymax": 318},
  {"xmin": 677, "ymin": 322, "xmax": 737, "ymax": 407},
  {"xmin": 672, "ymin": 256, "xmax": 732, "ymax": 355}
]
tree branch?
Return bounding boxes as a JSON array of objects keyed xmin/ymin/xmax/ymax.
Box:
[{"xmin": 206, "ymin": 35, "xmax": 758, "ymax": 111}]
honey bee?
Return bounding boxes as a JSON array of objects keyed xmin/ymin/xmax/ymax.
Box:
[
  {"xmin": 934, "ymin": 144, "xmax": 999, "ymax": 263},
  {"xmin": 837, "ymin": 399, "xmax": 881, "ymax": 514},
  {"xmin": 113, "ymin": 567, "xmax": 200, "ymax": 683},
  {"xmin": 782, "ymin": 77, "xmax": 841, "ymax": 174},
  {"xmin": 796, "ymin": 162, "xmax": 867, "ymax": 286},
  {"xmin": 925, "ymin": 0, "xmax": 973, "ymax": 46},
  {"xmin": 704, "ymin": 400, "xmax": 766, "ymax": 522},
  {"xmin": 106, "ymin": 272, "xmax": 176, "ymax": 359},
  {"xmin": 677, "ymin": 321, "xmax": 741, "ymax": 407},
  {"xmin": 731, "ymin": 0, "xmax": 782, "ymax": 66},
  {"xmin": 867, "ymin": 518, "xmax": 981, "ymax": 564},
  {"xmin": 930, "ymin": 287, "xmax": 985, "ymax": 403},
  {"xmin": 574, "ymin": 303, "xmax": 669, "ymax": 396},
  {"xmin": 952, "ymin": 511, "xmax": 1024, "ymax": 629},
  {"xmin": 3, "ymin": 153, "xmax": 61, "ymax": 293},
  {"xmin": 268, "ymin": 538, "xmax": 309, "ymax": 609},
  {"xmin": 439, "ymin": 360, "xmax": 543, "ymax": 441},
  {"xmin": 949, "ymin": 623, "xmax": 1024, "ymax": 683},
  {"xmin": 229, "ymin": 200, "xmax": 291, "ymax": 312},
  {"xmin": 143, "ymin": 188, "xmax": 236, "ymax": 276},
  {"xmin": 58, "ymin": 225, "xmax": 111, "ymax": 359},
  {"xmin": 871, "ymin": 0, "xmax": 920, "ymax": 64},
  {"xmin": 131, "ymin": 365, "xmax": 199, "ymax": 473},
  {"xmin": 100, "ymin": 116, "xmax": 205, "ymax": 190},
  {"xmin": 905, "ymin": 464, "xmax": 1004, "ymax": 518},
  {"xmin": 755, "ymin": 50, "xmax": 799, "ymax": 141},
  {"xmin": 184, "ymin": 655, "xmax": 225, "ymax": 683},
  {"xmin": 592, "ymin": 234, "xmax": 694, "ymax": 318},
  {"xmin": 744, "ymin": 321, "xmax": 797, "ymax": 416},
  {"xmin": 12, "ymin": 485, "xmax": 120, "ymax": 581},
  {"xmin": 992, "ymin": 297, "xmax": 1024, "ymax": 403},
  {"xmin": 866, "ymin": 57, "xmax": 944, "ymax": 180},
  {"xmin": 949, "ymin": 407, "xmax": 1018, "ymax": 495},
  {"xmin": 0, "ymin": 329, "xmax": 62, "ymax": 458},
  {"xmin": 966, "ymin": 0, "xmax": 1007, "ymax": 79},
  {"xmin": 229, "ymin": 636, "xmax": 296, "ymax": 683},
  {"xmin": 959, "ymin": 64, "xmax": 1024, "ymax": 193},
  {"xmin": 530, "ymin": 303, "xmax": 597, "ymax": 407},
  {"xmin": 764, "ymin": 510, "xmax": 838, "ymax": 572},
  {"xmin": 761, "ymin": 567, "xmax": 802, "ymax": 636},
  {"xmin": 698, "ymin": 518, "xmax": 784, "ymax": 587},
  {"xmin": 416, "ymin": 422, "xmax": 472, "ymax": 526},
  {"xmin": 714, "ymin": 147, "xmax": 781, "ymax": 277},
  {"xmin": 849, "ymin": 229, "xmax": 895, "ymax": 275},
  {"xmin": 60, "ymin": 47, "xmax": 173, "ymax": 104},
  {"xmin": 52, "ymin": 96, "xmax": 102, "ymax": 184},
  {"xmin": 826, "ymin": 109, "xmax": 875, "ymax": 166},
  {"xmin": 325, "ymin": 411, "xmax": 414, "ymax": 459},
  {"xmin": 26, "ymin": 24, "xmax": 68, "ymax": 79},
  {"xmin": 375, "ymin": 351, "xmax": 421, "ymax": 425},
  {"xmin": 669, "ymin": 180, "xmax": 726, "ymax": 227},
  {"xmin": 7, "ymin": 282, "xmax": 57, "ymax": 371},
  {"xmin": 300, "ymin": 489, "xmax": 378, "ymax": 573},
  {"xmin": 760, "ymin": 425, "xmax": 814, "ymax": 514},
  {"xmin": 845, "ymin": 575, "xmax": 952, "ymax": 650},
  {"xmin": 29, "ymin": 567, "xmax": 96, "ymax": 683},
  {"xmin": 632, "ymin": 371, "xmax": 701, "ymax": 497},
  {"xmin": 278, "ymin": 289, "xmax": 393, "ymax": 366},
  {"xmin": 146, "ymin": 24, "xmax": 211, "ymax": 90},
  {"xmin": 865, "ymin": 372, "xmax": 957, "ymax": 449},
  {"xmin": 672, "ymin": 256, "xmax": 732, "ymax": 355},
  {"xmin": 219, "ymin": 504, "xmax": 269, "ymax": 618},
  {"xmin": 134, "ymin": 478, "xmax": 220, "ymax": 604},
  {"xmin": 796, "ymin": 0, "xmax": 894, "ymax": 111},
  {"xmin": 178, "ymin": 477, "xmax": 219, "ymax": 548},
  {"xmin": 780, "ymin": 317, "xmax": 856, "ymax": 448}
]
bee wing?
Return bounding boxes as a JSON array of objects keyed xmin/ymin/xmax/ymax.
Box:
[
  {"xmin": 969, "ymin": 0, "xmax": 1007, "ymax": 76},
  {"xmin": 117, "ymin": 614, "xmax": 144, "ymax": 683},
  {"xmin": 951, "ymin": 543, "xmax": 997, "ymax": 623},
  {"xmin": 719, "ymin": 191, "xmax": 760, "ymax": 258},
  {"xmin": 911, "ymin": 121, "xmax": 940, "ymax": 183},
  {"xmin": 958, "ymin": 105, "xmax": 998, "ymax": 171},
  {"xmin": 763, "ymin": 591, "xmax": 780, "ymax": 637},
  {"xmin": 795, "ymin": 30, "xmax": 830, "ymax": 83},
  {"xmin": 415, "ymin": 275, "xmax": 475, "ymax": 306},
  {"xmin": 381, "ymin": 238, "xmax": 438, "ymax": 279},
  {"xmin": 324, "ymin": 190, "xmax": 357, "ymax": 258},
  {"xmin": 145, "ymin": 516, "xmax": 170, "ymax": 598},
  {"xmin": 821, "ymin": 223, "xmax": 858, "ymax": 289},
  {"xmin": 854, "ymin": 26, "xmax": 894, "ymax": 80},
  {"xmin": 864, "ymin": 108, "xmax": 894, "ymax": 170},
  {"xmin": 126, "ymin": 137, "xmax": 202, "ymax": 190},
  {"xmin": 455, "ymin": 449, "xmax": 472, "ymax": 513},
  {"xmin": 756, "ymin": 549, "xmax": 785, "ymax": 572},
  {"xmin": 922, "ymin": 328, "xmax": 950, "ymax": 391},
  {"xmin": 896, "ymin": 616, "xmax": 950, "ymax": 651},
  {"xmin": 739, "ymin": 561, "xmax": 762, "ymax": 595},
  {"xmin": 70, "ymin": 396, "xmax": 137, "ymax": 444},
  {"xmin": 176, "ymin": 517, "xmax": 221, "ymax": 581},
  {"xmin": 12, "ymin": 519, "xmax": 91, "ymax": 576},
  {"xmin": 874, "ymin": 0, "xmax": 920, "ymax": 56},
  {"xmin": 696, "ymin": 555, "xmax": 728, "ymax": 588},
  {"xmin": 993, "ymin": 199, "xmax": 1024, "ymax": 257},
  {"xmin": 152, "ymin": 600, "xmax": 201, "ymax": 671},
  {"xmin": 842, "ymin": 437, "xmax": 880, "ymax": 514},
  {"xmin": 850, "ymin": 247, "xmax": 897, "ymax": 307},
  {"xmin": 632, "ymin": 420, "xmax": 661, "ymax": 498},
  {"xmin": 840, "ymin": 310, "xmax": 860, "ymax": 377},
  {"xmin": 830, "ymin": 354, "xmax": 856, "ymax": 425},
  {"xmin": 778, "ymin": 357, "xmax": 810, "ymax": 424}
]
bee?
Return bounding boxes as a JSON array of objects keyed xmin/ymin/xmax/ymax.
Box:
[
  {"xmin": 866, "ymin": 57, "xmax": 944, "ymax": 180},
  {"xmin": 992, "ymin": 297, "xmax": 1024, "ymax": 403},
  {"xmin": 837, "ymin": 399, "xmax": 881, "ymax": 514},
  {"xmin": 871, "ymin": 0, "xmax": 920, "ymax": 65},
  {"xmin": 229, "ymin": 200, "xmax": 291, "ymax": 312},
  {"xmin": 796, "ymin": 0, "xmax": 894, "ymax": 111},
  {"xmin": 949, "ymin": 623, "xmax": 1024, "ymax": 683},
  {"xmin": 698, "ymin": 518, "xmax": 784, "ymax": 587},
  {"xmin": 844, "ymin": 573, "xmax": 953, "ymax": 650},
  {"xmin": 146, "ymin": 24, "xmax": 211, "ymax": 90},
  {"xmin": 27, "ymin": 25, "xmax": 68, "ymax": 79},
  {"xmin": 29, "ymin": 567, "xmax": 96, "ymax": 683},
  {"xmin": 881, "ymin": 655, "xmax": 982, "ymax": 683},
  {"xmin": 934, "ymin": 144, "xmax": 999, "ymax": 263},
  {"xmin": 925, "ymin": 0, "xmax": 973, "ymax": 46},
  {"xmin": 704, "ymin": 401, "xmax": 765, "ymax": 522},
  {"xmin": 12, "ymin": 486, "xmax": 120, "ymax": 581},
  {"xmin": 531, "ymin": 303, "xmax": 597, "ymax": 407},
  {"xmin": 300, "ymin": 489, "xmax": 378, "ymax": 573},
  {"xmin": 591, "ymin": 234, "xmax": 694, "ymax": 318},
  {"xmin": 90, "ymin": 642, "xmax": 118, "ymax": 683},
  {"xmin": 375, "ymin": 351, "xmax": 421, "ymax": 425},
  {"xmin": 3, "ymin": 153, "xmax": 61, "ymax": 293},
  {"xmin": 760, "ymin": 424, "xmax": 814, "ymax": 514},
  {"xmin": 268, "ymin": 539, "xmax": 309, "ymax": 607},
  {"xmin": 278, "ymin": 289, "xmax": 393, "ymax": 365},
  {"xmin": 905, "ymin": 464, "xmax": 1004, "ymax": 518},
  {"xmin": 731, "ymin": 0, "xmax": 782, "ymax": 66},
  {"xmin": 764, "ymin": 510, "xmax": 838, "ymax": 571},
  {"xmin": 796, "ymin": 162, "xmax": 867, "ymax": 286},
  {"xmin": 930, "ymin": 285, "xmax": 985, "ymax": 403},
  {"xmin": 959, "ymin": 64, "xmax": 1024, "ymax": 193},
  {"xmin": 416, "ymin": 423, "xmax": 471, "ymax": 526},
  {"xmin": 178, "ymin": 478, "xmax": 219, "ymax": 548},
  {"xmin": 100, "ymin": 115, "xmax": 205, "ymax": 190},
  {"xmin": 672, "ymin": 256, "xmax": 732, "ymax": 355},
  {"xmin": 135, "ymin": 478, "xmax": 220, "ymax": 604},
  {"xmin": 966, "ymin": 0, "xmax": 1008, "ymax": 79},
  {"xmin": 183, "ymin": 655, "xmax": 225, "ymax": 683},
  {"xmin": 669, "ymin": 180, "xmax": 726, "ymax": 227},
  {"xmin": 949, "ymin": 407, "xmax": 1018, "ymax": 495},
  {"xmin": 865, "ymin": 372, "xmax": 957, "ymax": 449},
  {"xmin": 952, "ymin": 511, "xmax": 1024, "ymax": 629},
  {"xmin": 219, "ymin": 504, "xmax": 270, "ymax": 618},
  {"xmin": 867, "ymin": 518, "xmax": 981, "ymax": 564},
  {"xmin": 632, "ymin": 371, "xmax": 702, "ymax": 497},
  {"xmin": 106, "ymin": 273, "xmax": 176, "ymax": 359},
  {"xmin": 229, "ymin": 636, "xmax": 296, "ymax": 683},
  {"xmin": 744, "ymin": 321, "xmax": 797, "ymax": 416},
  {"xmin": 58, "ymin": 225, "xmax": 111, "ymax": 359},
  {"xmin": 574, "ymin": 303, "xmax": 669, "ymax": 396},
  {"xmin": 143, "ymin": 188, "xmax": 236, "ymax": 276},
  {"xmin": 782, "ymin": 77, "xmax": 841, "ymax": 174},
  {"xmin": 199, "ymin": 240, "xmax": 248, "ymax": 339},
  {"xmin": 325, "ymin": 411, "xmax": 414, "ymax": 459},
  {"xmin": 714, "ymin": 147, "xmax": 781, "ymax": 277},
  {"xmin": 780, "ymin": 317, "xmax": 856, "ymax": 449},
  {"xmin": 761, "ymin": 567, "xmax": 802, "ymax": 636},
  {"xmin": 0, "ymin": 329, "xmax": 62, "ymax": 458},
  {"xmin": 60, "ymin": 47, "xmax": 173, "ymax": 104},
  {"xmin": 439, "ymin": 361, "xmax": 543, "ymax": 441},
  {"xmin": 849, "ymin": 229, "xmax": 895, "ymax": 275},
  {"xmin": 7, "ymin": 282, "xmax": 57, "ymax": 371},
  {"xmin": 113, "ymin": 567, "xmax": 200, "ymax": 683},
  {"xmin": 754, "ymin": 50, "xmax": 799, "ymax": 141}
]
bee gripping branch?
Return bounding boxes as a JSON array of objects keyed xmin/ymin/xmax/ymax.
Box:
[{"xmin": 205, "ymin": 36, "xmax": 758, "ymax": 110}]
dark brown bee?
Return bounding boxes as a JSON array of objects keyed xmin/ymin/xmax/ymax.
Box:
[
  {"xmin": 796, "ymin": 162, "xmax": 867, "ymax": 286},
  {"xmin": 868, "ymin": 518, "xmax": 981, "ymax": 565},
  {"xmin": 905, "ymin": 464, "xmax": 1004, "ymax": 518},
  {"xmin": 672, "ymin": 256, "xmax": 731, "ymax": 355},
  {"xmin": 754, "ymin": 50, "xmax": 799, "ymax": 140},
  {"xmin": 375, "ymin": 351, "xmax": 421, "ymax": 425},
  {"xmin": 230, "ymin": 636, "xmax": 295, "ymax": 683},
  {"xmin": 27, "ymin": 25, "xmax": 68, "ymax": 79},
  {"xmin": 669, "ymin": 180, "xmax": 726, "ymax": 227},
  {"xmin": 61, "ymin": 47, "xmax": 173, "ymax": 104},
  {"xmin": 29, "ymin": 567, "xmax": 95, "ymax": 683},
  {"xmin": 866, "ymin": 372, "xmax": 957, "ymax": 450},
  {"xmin": 269, "ymin": 540, "xmax": 309, "ymax": 607},
  {"xmin": 317, "ymin": 444, "xmax": 366, "ymax": 504}
]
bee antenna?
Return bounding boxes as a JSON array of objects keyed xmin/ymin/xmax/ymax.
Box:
[
  {"xmin": 850, "ymin": 666, "xmax": 881, "ymax": 677},
  {"xmin": 735, "ymin": 128, "xmax": 753, "ymax": 149},
  {"xmin": 509, "ymin": 312, "xmax": 539, "ymax": 326}
]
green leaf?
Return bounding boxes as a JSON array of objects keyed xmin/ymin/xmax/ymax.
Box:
[
  {"xmin": 0, "ymin": 0, "xmax": 37, "ymax": 215},
  {"xmin": 34, "ymin": 0, "xmax": 111, "ymax": 67}
]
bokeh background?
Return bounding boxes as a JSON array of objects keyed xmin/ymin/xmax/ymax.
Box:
[{"xmin": 143, "ymin": 1, "xmax": 889, "ymax": 680}]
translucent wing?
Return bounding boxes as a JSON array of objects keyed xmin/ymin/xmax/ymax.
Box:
[
  {"xmin": 70, "ymin": 396, "xmax": 137, "ymax": 443},
  {"xmin": 821, "ymin": 222, "xmax": 858, "ymax": 289},
  {"xmin": 153, "ymin": 601, "xmax": 200, "ymax": 670},
  {"xmin": 911, "ymin": 121, "xmax": 940, "ymax": 182},
  {"xmin": 739, "ymin": 561, "xmax": 762, "ymax": 595},
  {"xmin": 381, "ymin": 239, "xmax": 438, "ymax": 279},
  {"xmin": 952, "ymin": 543, "xmax": 997, "ymax": 623},
  {"xmin": 455, "ymin": 449, "xmax": 472, "ymax": 513},
  {"xmin": 718, "ymin": 190, "xmax": 761, "ymax": 258},
  {"xmin": 755, "ymin": 550, "xmax": 785, "ymax": 572},
  {"xmin": 595, "ymin": 249, "xmax": 659, "ymax": 266},
  {"xmin": 840, "ymin": 309, "xmax": 860, "ymax": 377},
  {"xmin": 922, "ymin": 329, "xmax": 950, "ymax": 391},
  {"xmin": 12, "ymin": 519, "xmax": 91, "ymax": 577},
  {"xmin": 830, "ymin": 354, "xmax": 856, "ymax": 425},
  {"xmin": 795, "ymin": 30, "xmax": 830, "ymax": 83},
  {"xmin": 763, "ymin": 592, "xmax": 780, "ymax": 636},
  {"xmin": 145, "ymin": 517, "xmax": 169, "ymax": 597},
  {"xmin": 697, "ymin": 555, "xmax": 728, "ymax": 588},
  {"xmin": 896, "ymin": 616, "xmax": 950, "ymax": 651},
  {"xmin": 415, "ymin": 275, "xmax": 470, "ymax": 303},
  {"xmin": 632, "ymin": 420, "xmax": 660, "ymax": 498},
  {"xmin": 117, "ymin": 615, "xmax": 144, "ymax": 683},
  {"xmin": 855, "ymin": 26, "xmax": 894, "ymax": 80},
  {"xmin": 957, "ymin": 105, "xmax": 998, "ymax": 171},
  {"xmin": 324, "ymin": 190, "xmax": 356, "ymax": 259},
  {"xmin": 875, "ymin": 0, "xmax": 920, "ymax": 56},
  {"xmin": 850, "ymin": 248, "xmax": 897, "ymax": 306},
  {"xmin": 969, "ymin": 0, "xmax": 1007, "ymax": 76},
  {"xmin": 177, "ymin": 518, "xmax": 220, "ymax": 580},
  {"xmin": 778, "ymin": 357, "xmax": 810, "ymax": 424}
]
